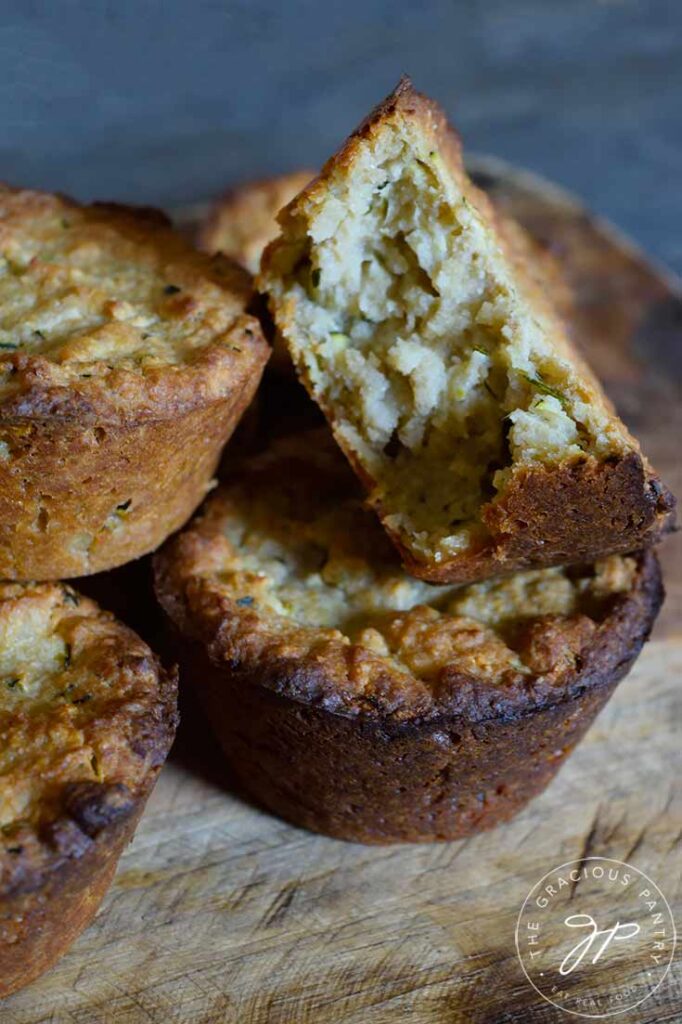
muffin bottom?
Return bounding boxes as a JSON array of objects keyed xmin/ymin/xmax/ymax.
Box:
[
  {"xmin": 0, "ymin": 389, "xmax": 256, "ymax": 581},
  {"xmin": 0, "ymin": 788, "xmax": 150, "ymax": 997}
]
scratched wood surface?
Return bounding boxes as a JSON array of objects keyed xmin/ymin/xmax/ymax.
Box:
[{"xmin": 3, "ymin": 160, "xmax": 681, "ymax": 1024}]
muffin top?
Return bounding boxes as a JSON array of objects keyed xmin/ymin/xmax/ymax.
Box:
[
  {"xmin": 155, "ymin": 430, "xmax": 659, "ymax": 721},
  {"xmin": 0, "ymin": 185, "xmax": 269, "ymax": 421},
  {"xmin": 0, "ymin": 580, "xmax": 176, "ymax": 893}
]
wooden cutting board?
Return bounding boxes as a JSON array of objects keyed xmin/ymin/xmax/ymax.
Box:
[{"xmin": 4, "ymin": 159, "xmax": 681, "ymax": 1024}]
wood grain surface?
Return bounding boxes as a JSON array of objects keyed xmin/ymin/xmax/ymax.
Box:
[{"xmin": 4, "ymin": 159, "xmax": 680, "ymax": 1024}]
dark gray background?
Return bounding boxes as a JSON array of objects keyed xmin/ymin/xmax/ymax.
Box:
[{"xmin": 1, "ymin": 1, "xmax": 680, "ymax": 272}]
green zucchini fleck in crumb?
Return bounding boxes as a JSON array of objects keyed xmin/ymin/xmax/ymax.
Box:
[{"xmin": 519, "ymin": 370, "xmax": 565, "ymax": 404}]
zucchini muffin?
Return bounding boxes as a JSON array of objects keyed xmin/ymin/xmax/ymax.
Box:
[
  {"xmin": 199, "ymin": 170, "xmax": 315, "ymax": 274},
  {"xmin": 0, "ymin": 580, "xmax": 177, "ymax": 995},
  {"xmin": 0, "ymin": 185, "xmax": 269, "ymax": 580},
  {"xmin": 154, "ymin": 431, "xmax": 662, "ymax": 843},
  {"xmin": 259, "ymin": 78, "xmax": 674, "ymax": 584}
]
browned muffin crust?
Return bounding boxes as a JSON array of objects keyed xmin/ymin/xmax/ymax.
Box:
[
  {"xmin": 0, "ymin": 580, "xmax": 177, "ymax": 996},
  {"xmin": 199, "ymin": 171, "xmax": 315, "ymax": 275},
  {"xmin": 154, "ymin": 433, "xmax": 662, "ymax": 843},
  {"xmin": 0, "ymin": 185, "xmax": 269, "ymax": 579},
  {"xmin": 259, "ymin": 78, "xmax": 674, "ymax": 584}
]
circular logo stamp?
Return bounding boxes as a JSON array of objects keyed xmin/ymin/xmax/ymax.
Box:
[{"xmin": 516, "ymin": 857, "xmax": 676, "ymax": 1018}]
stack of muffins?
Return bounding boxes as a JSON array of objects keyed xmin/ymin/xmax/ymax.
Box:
[
  {"xmin": 0, "ymin": 190, "xmax": 268, "ymax": 995},
  {"xmin": 0, "ymin": 79, "xmax": 674, "ymax": 995}
]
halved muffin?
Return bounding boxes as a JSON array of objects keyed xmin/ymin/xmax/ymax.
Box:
[
  {"xmin": 259, "ymin": 78, "xmax": 674, "ymax": 583},
  {"xmin": 0, "ymin": 580, "xmax": 177, "ymax": 995},
  {"xmin": 0, "ymin": 185, "xmax": 269, "ymax": 580},
  {"xmin": 154, "ymin": 431, "xmax": 661, "ymax": 843},
  {"xmin": 199, "ymin": 170, "xmax": 315, "ymax": 274}
]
